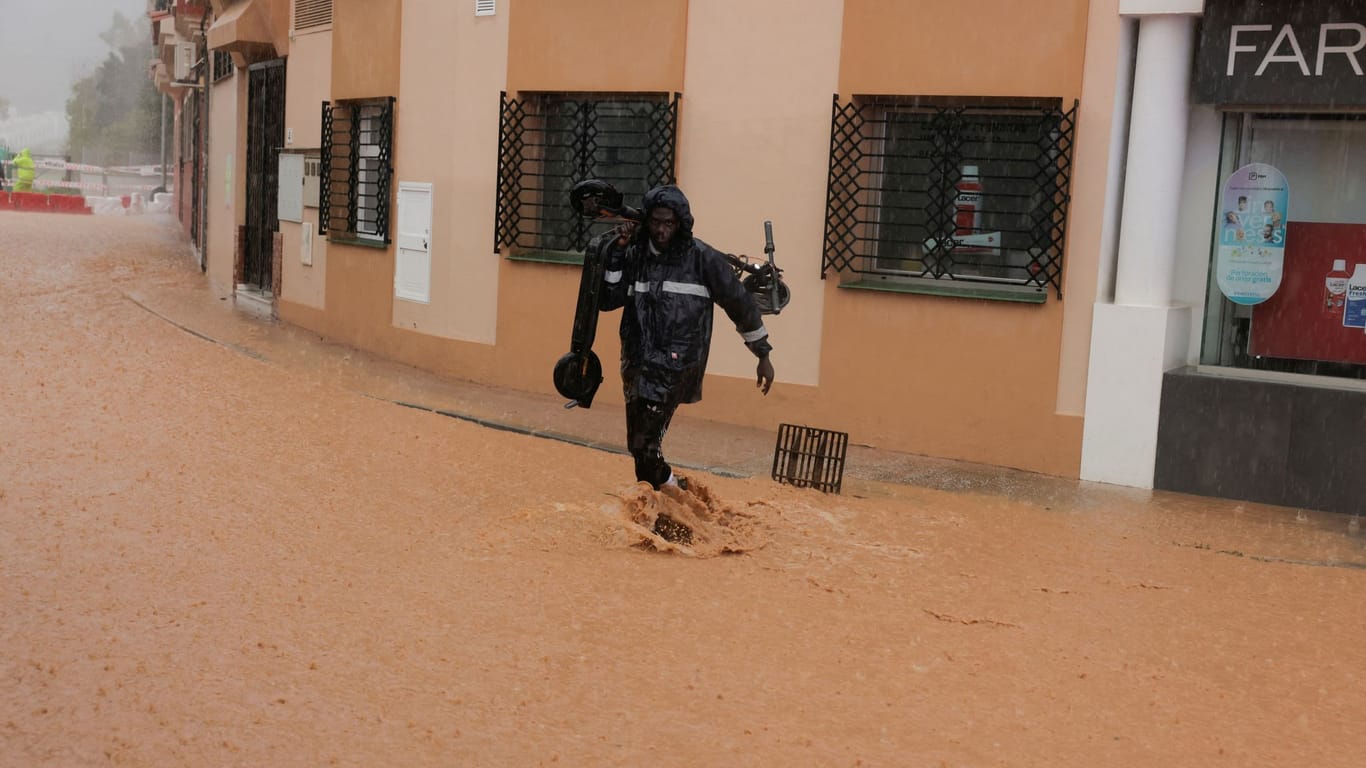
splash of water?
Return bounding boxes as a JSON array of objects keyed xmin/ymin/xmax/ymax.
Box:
[{"xmin": 610, "ymin": 477, "xmax": 768, "ymax": 557}]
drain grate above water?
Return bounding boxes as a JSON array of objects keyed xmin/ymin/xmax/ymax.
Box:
[{"xmin": 771, "ymin": 423, "xmax": 849, "ymax": 494}]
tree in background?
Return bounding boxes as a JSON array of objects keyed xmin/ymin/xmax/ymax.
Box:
[{"xmin": 65, "ymin": 12, "xmax": 161, "ymax": 166}]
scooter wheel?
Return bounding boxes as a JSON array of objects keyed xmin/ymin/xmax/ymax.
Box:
[{"xmin": 552, "ymin": 351, "xmax": 603, "ymax": 407}]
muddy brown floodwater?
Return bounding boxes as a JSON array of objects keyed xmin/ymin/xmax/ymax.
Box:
[{"xmin": 3, "ymin": 211, "xmax": 1366, "ymax": 767}]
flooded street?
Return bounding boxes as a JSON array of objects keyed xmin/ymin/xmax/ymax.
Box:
[{"xmin": 3, "ymin": 211, "xmax": 1365, "ymax": 765}]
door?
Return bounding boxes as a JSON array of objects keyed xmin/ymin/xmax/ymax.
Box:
[
  {"xmin": 187, "ymin": 89, "xmax": 204, "ymax": 263},
  {"xmin": 395, "ymin": 182, "xmax": 433, "ymax": 304},
  {"xmin": 244, "ymin": 59, "xmax": 286, "ymax": 291}
]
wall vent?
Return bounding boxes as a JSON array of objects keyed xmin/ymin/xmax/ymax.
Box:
[
  {"xmin": 475, "ymin": 0, "xmax": 496, "ymax": 16},
  {"xmin": 295, "ymin": 0, "xmax": 332, "ymax": 31}
]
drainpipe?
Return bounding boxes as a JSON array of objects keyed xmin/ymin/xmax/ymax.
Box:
[
  {"xmin": 200, "ymin": 11, "xmax": 211, "ymax": 271},
  {"xmin": 160, "ymin": 94, "xmax": 169, "ymax": 190}
]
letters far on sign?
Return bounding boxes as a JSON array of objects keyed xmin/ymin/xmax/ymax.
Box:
[{"xmin": 1227, "ymin": 23, "xmax": 1366, "ymax": 77}]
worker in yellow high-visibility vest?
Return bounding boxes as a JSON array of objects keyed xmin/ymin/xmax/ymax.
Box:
[{"xmin": 13, "ymin": 148, "xmax": 36, "ymax": 193}]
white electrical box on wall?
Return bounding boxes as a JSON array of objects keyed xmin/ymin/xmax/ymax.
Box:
[
  {"xmin": 302, "ymin": 151, "xmax": 320, "ymax": 208},
  {"xmin": 475, "ymin": 0, "xmax": 495, "ymax": 16},
  {"xmin": 395, "ymin": 182, "xmax": 433, "ymax": 304},
  {"xmin": 278, "ymin": 153, "xmax": 304, "ymax": 223}
]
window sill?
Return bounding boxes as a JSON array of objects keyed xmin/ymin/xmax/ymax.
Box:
[
  {"xmin": 1190, "ymin": 365, "xmax": 1366, "ymax": 394},
  {"xmin": 327, "ymin": 235, "xmax": 389, "ymax": 249},
  {"xmin": 505, "ymin": 251, "xmax": 585, "ymax": 266},
  {"xmin": 840, "ymin": 277, "xmax": 1048, "ymax": 304}
]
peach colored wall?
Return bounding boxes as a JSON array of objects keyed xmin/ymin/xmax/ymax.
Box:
[
  {"xmin": 288, "ymin": 0, "xmax": 402, "ymax": 355},
  {"xmin": 281, "ymin": 261, "xmax": 568, "ymax": 399},
  {"xmin": 674, "ymin": 0, "xmax": 843, "ymax": 388},
  {"xmin": 281, "ymin": 0, "xmax": 682, "ymax": 398},
  {"xmin": 694, "ymin": 283, "xmax": 1084, "ymax": 476},
  {"xmin": 279, "ymin": 0, "xmax": 1098, "ymax": 478},
  {"xmin": 506, "ymin": 0, "xmax": 687, "ymax": 93},
  {"xmin": 206, "ymin": 72, "xmax": 248, "ymax": 293},
  {"xmin": 265, "ymin": 0, "xmax": 290, "ymax": 54},
  {"xmin": 814, "ymin": 289, "xmax": 1080, "ymax": 476},
  {"xmin": 390, "ymin": 0, "xmax": 508, "ymax": 343},
  {"xmin": 1057, "ymin": 0, "xmax": 1124, "ymax": 417},
  {"xmin": 279, "ymin": 29, "xmax": 333, "ymax": 311},
  {"xmin": 839, "ymin": 0, "xmax": 1090, "ymax": 97},
  {"xmin": 720, "ymin": 0, "xmax": 1087, "ymax": 476},
  {"xmin": 283, "ymin": 31, "xmax": 330, "ymax": 150},
  {"xmin": 332, "ymin": 0, "xmax": 402, "ymax": 100}
]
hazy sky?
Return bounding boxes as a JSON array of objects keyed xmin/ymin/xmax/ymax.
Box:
[{"xmin": 1, "ymin": 0, "xmax": 152, "ymax": 114}]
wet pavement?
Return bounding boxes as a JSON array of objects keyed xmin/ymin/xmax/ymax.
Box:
[{"xmin": 3, "ymin": 211, "xmax": 1365, "ymax": 766}]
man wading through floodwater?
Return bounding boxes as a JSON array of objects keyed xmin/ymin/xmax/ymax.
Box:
[{"xmin": 598, "ymin": 185, "xmax": 775, "ymax": 491}]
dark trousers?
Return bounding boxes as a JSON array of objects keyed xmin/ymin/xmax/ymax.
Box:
[{"xmin": 625, "ymin": 396, "xmax": 679, "ymax": 489}]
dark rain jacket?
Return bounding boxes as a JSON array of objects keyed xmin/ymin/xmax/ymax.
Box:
[{"xmin": 598, "ymin": 185, "xmax": 771, "ymax": 405}]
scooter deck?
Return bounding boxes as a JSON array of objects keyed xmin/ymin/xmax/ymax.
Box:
[{"xmin": 552, "ymin": 232, "xmax": 612, "ymax": 408}]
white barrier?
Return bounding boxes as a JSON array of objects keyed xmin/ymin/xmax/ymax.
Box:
[
  {"xmin": 78, "ymin": 192, "xmax": 172, "ymax": 216},
  {"xmin": 85, "ymin": 196, "xmax": 128, "ymax": 216}
]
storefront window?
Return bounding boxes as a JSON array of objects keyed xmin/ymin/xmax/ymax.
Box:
[{"xmin": 1200, "ymin": 113, "xmax": 1366, "ymax": 380}]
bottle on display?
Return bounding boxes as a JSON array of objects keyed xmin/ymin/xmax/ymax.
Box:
[
  {"xmin": 1344, "ymin": 263, "xmax": 1366, "ymax": 330},
  {"xmin": 954, "ymin": 165, "xmax": 982, "ymax": 236},
  {"xmin": 1324, "ymin": 258, "xmax": 1350, "ymax": 317}
]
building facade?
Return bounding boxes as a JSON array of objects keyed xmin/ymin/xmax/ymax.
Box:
[
  {"xmin": 149, "ymin": 0, "xmax": 210, "ymax": 256},
  {"xmin": 1081, "ymin": 0, "xmax": 1366, "ymax": 514},
  {"xmin": 170, "ymin": 0, "xmax": 1106, "ymax": 481},
  {"xmin": 165, "ymin": 0, "xmax": 1366, "ymax": 512}
]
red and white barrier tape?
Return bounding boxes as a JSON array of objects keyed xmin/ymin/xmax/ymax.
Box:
[
  {"xmin": 4, "ymin": 178, "xmax": 161, "ymax": 193},
  {"xmin": 3, "ymin": 159, "xmax": 163, "ymax": 176}
]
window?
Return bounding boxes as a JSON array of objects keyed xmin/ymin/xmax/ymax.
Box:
[
  {"xmin": 495, "ymin": 91, "xmax": 679, "ymax": 254},
  {"xmin": 319, "ymin": 98, "xmax": 395, "ymax": 244},
  {"xmin": 1200, "ymin": 113, "xmax": 1366, "ymax": 381},
  {"xmin": 212, "ymin": 50, "xmax": 233, "ymax": 83},
  {"xmin": 823, "ymin": 96, "xmax": 1077, "ymax": 297}
]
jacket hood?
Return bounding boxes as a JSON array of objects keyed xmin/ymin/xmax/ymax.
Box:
[{"xmin": 641, "ymin": 185, "xmax": 694, "ymax": 241}]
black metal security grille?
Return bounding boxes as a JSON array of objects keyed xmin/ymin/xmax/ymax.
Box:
[
  {"xmin": 245, "ymin": 60, "xmax": 286, "ymax": 290},
  {"xmin": 495, "ymin": 91, "xmax": 679, "ymax": 253},
  {"xmin": 213, "ymin": 50, "xmax": 233, "ymax": 83},
  {"xmin": 186, "ymin": 90, "xmax": 201, "ymax": 247},
  {"xmin": 772, "ymin": 424, "xmax": 849, "ymax": 495},
  {"xmin": 319, "ymin": 97, "xmax": 395, "ymax": 243},
  {"xmin": 823, "ymin": 96, "xmax": 1077, "ymax": 296}
]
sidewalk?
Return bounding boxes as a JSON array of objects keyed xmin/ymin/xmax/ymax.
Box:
[
  {"xmin": 98, "ymin": 215, "xmax": 1366, "ymax": 565},
  {"xmin": 123, "ymin": 260, "xmax": 1143, "ymax": 513}
]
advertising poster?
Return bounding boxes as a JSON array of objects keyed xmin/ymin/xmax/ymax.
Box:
[
  {"xmin": 1215, "ymin": 163, "xmax": 1289, "ymax": 306},
  {"xmin": 1251, "ymin": 223, "xmax": 1366, "ymax": 365}
]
